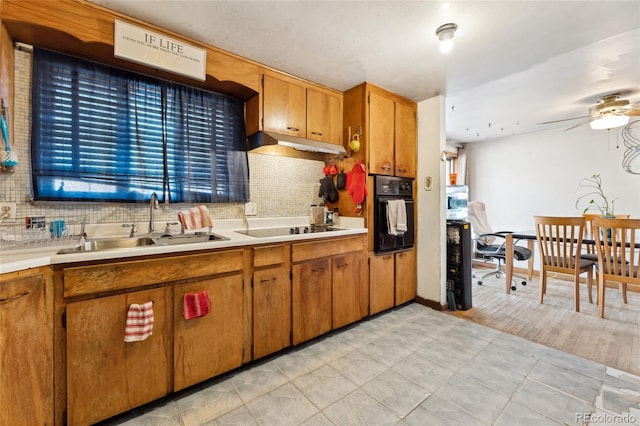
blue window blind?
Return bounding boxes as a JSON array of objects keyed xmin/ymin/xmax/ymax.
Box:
[{"xmin": 31, "ymin": 48, "xmax": 249, "ymax": 203}]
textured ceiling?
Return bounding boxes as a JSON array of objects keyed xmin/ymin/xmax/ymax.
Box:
[{"xmin": 90, "ymin": 0, "xmax": 640, "ymax": 143}]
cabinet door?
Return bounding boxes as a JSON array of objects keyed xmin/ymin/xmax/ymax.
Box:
[
  {"xmin": 369, "ymin": 253, "xmax": 395, "ymax": 314},
  {"xmin": 253, "ymin": 265, "xmax": 291, "ymax": 359},
  {"xmin": 307, "ymin": 88, "xmax": 343, "ymax": 144},
  {"xmin": 332, "ymin": 251, "xmax": 368, "ymax": 329},
  {"xmin": 292, "ymin": 259, "xmax": 332, "ymax": 345},
  {"xmin": 263, "ymin": 74, "xmax": 306, "ymax": 137},
  {"xmin": 395, "ymin": 248, "xmax": 417, "ymax": 305},
  {"xmin": 395, "ymin": 102, "xmax": 417, "ymax": 178},
  {"xmin": 67, "ymin": 287, "xmax": 170, "ymax": 425},
  {"xmin": 369, "ymin": 91, "xmax": 395, "ymax": 175},
  {"xmin": 0, "ymin": 270, "xmax": 53, "ymax": 425},
  {"xmin": 174, "ymin": 274, "xmax": 244, "ymax": 391}
]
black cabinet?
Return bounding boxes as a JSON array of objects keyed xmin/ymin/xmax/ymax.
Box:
[{"xmin": 446, "ymin": 221, "xmax": 472, "ymax": 310}]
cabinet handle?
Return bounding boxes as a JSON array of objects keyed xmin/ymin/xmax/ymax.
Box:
[
  {"xmin": 383, "ymin": 255, "xmax": 393, "ymax": 260},
  {"xmin": 287, "ymin": 126, "xmax": 300, "ymax": 132},
  {"xmin": 381, "ymin": 164, "xmax": 392, "ymax": 170},
  {"xmin": 336, "ymin": 263, "xmax": 348, "ymax": 270},
  {"xmin": 310, "ymin": 131, "xmax": 323, "ymax": 136},
  {"xmin": 260, "ymin": 277, "xmax": 276, "ymax": 284},
  {"xmin": 312, "ymin": 267, "xmax": 325, "ymax": 273},
  {"xmin": 397, "ymin": 168, "xmax": 407, "ymax": 173},
  {"xmin": 0, "ymin": 290, "xmax": 30, "ymax": 304}
]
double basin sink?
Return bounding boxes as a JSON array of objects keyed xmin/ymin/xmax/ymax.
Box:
[{"xmin": 57, "ymin": 232, "xmax": 228, "ymax": 254}]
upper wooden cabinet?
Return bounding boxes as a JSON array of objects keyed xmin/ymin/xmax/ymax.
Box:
[
  {"xmin": 263, "ymin": 74, "xmax": 307, "ymax": 137},
  {"xmin": 343, "ymin": 82, "xmax": 417, "ymax": 178},
  {"xmin": 248, "ymin": 71, "xmax": 344, "ymax": 146}
]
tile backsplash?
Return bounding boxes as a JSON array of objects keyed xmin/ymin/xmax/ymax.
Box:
[{"xmin": 0, "ymin": 48, "xmax": 325, "ymax": 225}]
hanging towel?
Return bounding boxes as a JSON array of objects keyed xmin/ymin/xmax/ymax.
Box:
[
  {"xmin": 183, "ymin": 290, "xmax": 212, "ymax": 320},
  {"xmin": 124, "ymin": 301, "xmax": 154, "ymax": 342},
  {"xmin": 177, "ymin": 205, "xmax": 213, "ymax": 231},
  {"xmin": 386, "ymin": 199, "xmax": 407, "ymax": 236}
]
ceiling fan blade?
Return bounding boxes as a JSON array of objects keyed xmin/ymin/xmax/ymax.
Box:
[
  {"xmin": 563, "ymin": 120, "xmax": 590, "ymax": 131},
  {"xmin": 538, "ymin": 114, "xmax": 593, "ymax": 125}
]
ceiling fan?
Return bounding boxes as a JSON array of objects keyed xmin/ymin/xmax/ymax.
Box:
[{"xmin": 539, "ymin": 93, "xmax": 640, "ymax": 131}]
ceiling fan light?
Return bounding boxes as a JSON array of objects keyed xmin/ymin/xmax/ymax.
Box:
[
  {"xmin": 436, "ymin": 23, "xmax": 457, "ymax": 54},
  {"xmin": 590, "ymin": 114, "xmax": 630, "ymax": 130}
]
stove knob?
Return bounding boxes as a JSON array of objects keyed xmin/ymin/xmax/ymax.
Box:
[
  {"xmin": 304, "ymin": 227, "xmax": 310, "ymax": 233},
  {"xmin": 289, "ymin": 227, "xmax": 295, "ymax": 234}
]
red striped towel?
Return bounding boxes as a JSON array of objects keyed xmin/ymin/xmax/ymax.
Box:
[
  {"xmin": 124, "ymin": 301, "xmax": 154, "ymax": 342},
  {"xmin": 177, "ymin": 205, "xmax": 213, "ymax": 231},
  {"xmin": 183, "ymin": 290, "xmax": 211, "ymax": 320}
]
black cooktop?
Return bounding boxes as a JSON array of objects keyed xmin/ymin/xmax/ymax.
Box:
[{"xmin": 236, "ymin": 225, "xmax": 343, "ymax": 238}]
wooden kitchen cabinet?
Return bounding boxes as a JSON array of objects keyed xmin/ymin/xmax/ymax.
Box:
[
  {"xmin": 174, "ymin": 274, "xmax": 244, "ymax": 391},
  {"xmin": 253, "ymin": 71, "xmax": 343, "ymax": 145},
  {"xmin": 369, "ymin": 91, "xmax": 396, "ymax": 175},
  {"xmin": 344, "ymin": 82, "xmax": 417, "ymax": 178},
  {"xmin": 0, "ymin": 267, "xmax": 53, "ymax": 426},
  {"xmin": 252, "ymin": 244, "xmax": 292, "ymax": 360},
  {"xmin": 66, "ymin": 286, "xmax": 171, "ymax": 426},
  {"xmin": 369, "ymin": 253, "xmax": 395, "ymax": 315},
  {"xmin": 332, "ymin": 250, "xmax": 368, "ymax": 329},
  {"xmin": 263, "ymin": 73, "xmax": 307, "ymax": 137},
  {"xmin": 292, "ymin": 235, "xmax": 368, "ymax": 344},
  {"xmin": 394, "ymin": 101, "xmax": 417, "ymax": 178},
  {"xmin": 307, "ymin": 87, "xmax": 343, "ymax": 144},
  {"xmin": 395, "ymin": 248, "xmax": 417, "ymax": 305},
  {"xmin": 292, "ymin": 258, "xmax": 332, "ymax": 345}
]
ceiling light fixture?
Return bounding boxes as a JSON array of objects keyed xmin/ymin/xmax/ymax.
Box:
[
  {"xmin": 589, "ymin": 113, "xmax": 630, "ymax": 130},
  {"xmin": 436, "ymin": 23, "xmax": 458, "ymax": 53}
]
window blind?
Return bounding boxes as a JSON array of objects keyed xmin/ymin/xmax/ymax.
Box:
[{"xmin": 31, "ymin": 48, "xmax": 249, "ymax": 203}]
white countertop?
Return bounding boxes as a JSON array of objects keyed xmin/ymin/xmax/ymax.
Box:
[{"xmin": 0, "ymin": 217, "xmax": 366, "ymax": 275}]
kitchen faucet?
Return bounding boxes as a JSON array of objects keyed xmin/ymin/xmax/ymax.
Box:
[{"xmin": 149, "ymin": 192, "xmax": 158, "ymax": 233}]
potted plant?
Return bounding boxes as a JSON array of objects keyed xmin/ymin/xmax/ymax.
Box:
[{"xmin": 575, "ymin": 174, "xmax": 618, "ymax": 217}]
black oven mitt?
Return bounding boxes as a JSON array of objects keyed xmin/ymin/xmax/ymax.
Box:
[
  {"xmin": 336, "ymin": 170, "xmax": 346, "ymax": 190},
  {"xmin": 319, "ymin": 176, "xmax": 339, "ymax": 203}
]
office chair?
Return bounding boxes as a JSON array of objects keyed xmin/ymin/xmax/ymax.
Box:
[{"xmin": 467, "ymin": 201, "xmax": 532, "ymax": 290}]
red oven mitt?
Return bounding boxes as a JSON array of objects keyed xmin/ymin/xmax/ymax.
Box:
[{"xmin": 346, "ymin": 161, "xmax": 367, "ymax": 214}]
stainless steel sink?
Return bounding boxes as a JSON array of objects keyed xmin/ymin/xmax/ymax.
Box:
[
  {"xmin": 153, "ymin": 233, "xmax": 228, "ymax": 246},
  {"xmin": 57, "ymin": 233, "xmax": 228, "ymax": 254}
]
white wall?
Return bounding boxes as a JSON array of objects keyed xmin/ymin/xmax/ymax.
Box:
[
  {"xmin": 465, "ymin": 122, "xmax": 640, "ymax": 266},
  {"xmin": 466, "ymin": 122, "xmax": 639, "ymax": 228},
  {"xmin": 416, "ymin": 95, "xmax": 447, "ymax": 304}
]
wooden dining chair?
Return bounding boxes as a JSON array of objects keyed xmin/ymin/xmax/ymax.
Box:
[
  {"xmin": 534, "ymin": 216, "xmax": 594, "ymax": 312},
  {"xmin": 592, "ymin": 217, "xmax": 640, "ymax": 318},
  {"xmin": 582, "ymin": 213, "xmax": 630, "ymax": 304}
]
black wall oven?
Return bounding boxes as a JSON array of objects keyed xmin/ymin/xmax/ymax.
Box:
[{"xmin": 373, "ymin": 175, "xmax": 415, "ymax": 253}]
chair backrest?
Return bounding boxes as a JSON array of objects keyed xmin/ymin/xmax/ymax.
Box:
[
  {"xmin": 592, "ymin": 217, "xmax": 640, "ymax": 282},
  {"xmin": 467, "ymin": 201, "xmax": 494, "ymax": 245},
  {"xmin": 583, "ymin": 213, "xmax": 630, "ymax": 254},
  {"xmin": 534, "ymin": 216, "xmax": 585, "ymax": 272}
]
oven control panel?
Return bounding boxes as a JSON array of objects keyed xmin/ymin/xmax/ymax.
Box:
[{"xmin": 374, "ymin": 175, "xmax": 413, "ymax": 198}]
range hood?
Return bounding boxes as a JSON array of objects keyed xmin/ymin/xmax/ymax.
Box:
[{"xmin": 247, "ymin": 131, "xmax": 347, "ymax": 160}]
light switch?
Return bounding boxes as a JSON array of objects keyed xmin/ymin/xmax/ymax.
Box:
[{"xmin": 424, "ymin": 176, "xmax": 432, "ymax": 191}]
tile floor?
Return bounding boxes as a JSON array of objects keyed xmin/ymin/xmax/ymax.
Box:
[{"xmin": 107, "ymin": 303, "xmax": 640, "ymax": 426}]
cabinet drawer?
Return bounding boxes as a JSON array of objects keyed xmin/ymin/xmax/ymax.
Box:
[
  {"xmin": 253, "ymin": 244, "xmax": 288, "ymax": 268},
  {"xmin": 292, "ymin": 235, "xmax": 365, "ymax": 263},
  {"xmin": 63, "ymin": 250, "xmax": 244, "ymax": 298}
]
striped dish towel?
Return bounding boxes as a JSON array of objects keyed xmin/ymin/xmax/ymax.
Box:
[
  {"xmin": 177, "ymin": 205, "xmax": 213, "ymax": 231},
  {"xmin": 183, "ymin": 290, "xmax": 212, "ymax": 320},
  {"xmin": 124, "ymin": 301, "xmax": 154, "ymax": 342}
]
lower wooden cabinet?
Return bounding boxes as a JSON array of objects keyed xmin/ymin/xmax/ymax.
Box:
[
  {"xmin": 332, "ymin": 251, "xmax": 368, "ymax": 329},
  {"xmin": 253, "ymin": 265, "xmax": 291, "ymax": 359},
  {"xmin": 292, "ymin": 258, "xmax": 332, "ymax": 345},
  {"xmin": 174, "ymin": 275, "xmax": 244, "ymax": 391},
  {"xmin": 395, "ymin": 248, "xmax": 417, "ymax": 305},
  {"xmin": 0, "ymin": 267, "xmax": 53, "ymax": 426},
  {"xmin": 369, "ymin": 253, "xmax": 395, "ymax": 315},
  {"xmin": 66, "ymin": 286, "xmax": 171, "ymax": 425}
]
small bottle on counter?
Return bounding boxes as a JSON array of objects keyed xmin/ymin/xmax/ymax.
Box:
[
  {"xmin": 332, "ymin": 208, "xmax": 339, "ymax": 226},
  {"xmin": 325, "ymin": 209, "xmax": 334, "ymax": 225}
]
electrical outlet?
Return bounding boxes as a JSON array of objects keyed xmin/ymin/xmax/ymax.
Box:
[
  {"xmin": 244, "ymin": 202, "xmax": 257, "ymax": 216},
  {"xmin": 0, "ymin": 202, "xmax": 16, "ymax": 219}
]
